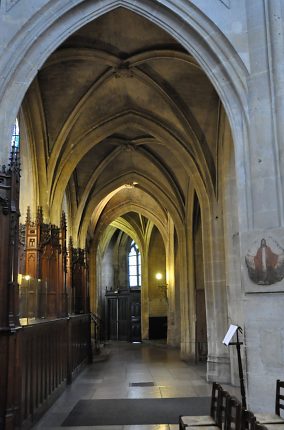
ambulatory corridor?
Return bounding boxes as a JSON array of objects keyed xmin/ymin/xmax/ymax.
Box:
[
  {"xmin": 31, "ymin": 342, "xmax": 240, "ymax": 429},
  {"xmin": 2, "ymin": 2, "xmax": 284, "ymax": 428}
]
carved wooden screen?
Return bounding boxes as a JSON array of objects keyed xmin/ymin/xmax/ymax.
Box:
[
  {"xmin": 40, "ymin": 223, "xmax": 61, "ymax": 317},
  {"xmin": 25, "ymin": 207, "xmax": 39, "ymax": 278},
  {"xmin": 0, "ymin": 148, "xmax": 21, "ymax": 427},
  {"xmin": 23, "ymin": 208, "xmax": 67, "ymax": 319},
  {"xmin": 18, "ymin": 223, "xmax": 26, "ymax": 275},
  {"xmin": 72, "ymin": 248, "xmax": 87, "ymax": 314}
]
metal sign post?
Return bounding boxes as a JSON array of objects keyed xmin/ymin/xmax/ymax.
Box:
[{"xmin": 223, "ymin": 325, "xmax": 247, "ymax": 409}]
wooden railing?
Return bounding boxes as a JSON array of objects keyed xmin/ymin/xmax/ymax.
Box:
[
  {"xmin": 20, "ymin": 314, "xmax": 91, "ymax": 427},
  {"xmin": 68, "ymin": 314, "xmax": 91, "ymax": 381}
]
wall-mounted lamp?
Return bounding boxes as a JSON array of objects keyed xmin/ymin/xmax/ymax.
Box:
[{"xmin": 155, "ymin": 273, "xmax": 168, "ymax": 303}]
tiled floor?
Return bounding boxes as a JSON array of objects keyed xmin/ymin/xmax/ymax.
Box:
[{"xmin": 31, "ymin": 341, "xmax": 240, "ymax": 430}]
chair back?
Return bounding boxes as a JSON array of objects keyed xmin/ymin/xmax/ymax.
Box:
[
  {"xmin": 216, "ymin": 389, "xmax": 230, "ymax": 427},
  {"xmin": 210, "ymin": 382, "xmax": 223, "ymax": 422},
  {"xmin": 224, "ymin": 395, "xmax": 242, "ymax": 430},
  {"xmin": 275, "ymin": 379, "xmax": 284, "ymax": 416}
]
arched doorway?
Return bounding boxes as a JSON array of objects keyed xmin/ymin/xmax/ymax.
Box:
[
  {"xmin": 0, "ymin": 2, "xmax": 252, "ymax": 427},
  {"xmin": 16, "ymin": 3, "xmax": 241, "ymax": 380}
]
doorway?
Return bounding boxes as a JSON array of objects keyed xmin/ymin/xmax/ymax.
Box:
[{"xmin": 105, "ymin": 288, "xmax": 141, "ymax": 342}]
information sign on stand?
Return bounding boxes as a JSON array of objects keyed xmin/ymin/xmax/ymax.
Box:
[{"xmin": 223, "ymin": 324, "xmax": 247, "ymax": 409}]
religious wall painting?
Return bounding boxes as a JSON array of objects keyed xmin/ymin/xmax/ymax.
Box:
[{"xmin": 245, "ymin": 236, "xmax": 284, "ymax": 291}]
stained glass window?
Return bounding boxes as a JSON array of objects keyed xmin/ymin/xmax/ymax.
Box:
[
  {"xmin": 11, "ymin": 118, "xmax": 20, "ymax": 148},
  {"xmin": 128, "ymin": 241, "xmax": 141, "ymax": 288}
]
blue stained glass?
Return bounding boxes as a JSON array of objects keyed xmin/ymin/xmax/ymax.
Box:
[{"xmin": 11, "ymin": 119, "xmax": 20, "ymax": 148}]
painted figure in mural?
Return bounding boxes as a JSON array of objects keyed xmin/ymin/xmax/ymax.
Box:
[{"xmin": 245, "ymin": 238, "xmax": 284, "ymax": 285}]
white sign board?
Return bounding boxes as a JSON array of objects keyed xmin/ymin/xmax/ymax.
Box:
[{"xmin": 223, "ymin": 324, "xmax": 238, "ymax": 346}]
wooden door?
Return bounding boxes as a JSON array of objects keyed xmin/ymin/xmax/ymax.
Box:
[
  {"xmin": 118, "ymin": 296, "xmax": 129, "ymax": 340},
  {"xmin": 130, "ymin": 290, "xmax": 141, "ymax": 342},
  {"xmin": 107, "ymin": 297, "xmax": 118, "ymax": 340},
  {"xmin": 105, "ymin": 289, "xmax": 141, "ymax": 341}
]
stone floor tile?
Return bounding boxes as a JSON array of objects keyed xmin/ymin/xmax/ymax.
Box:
[
  {"xmin": 159, "ymin": 387, "xmax": 199, "ymax": 397},
  {"xmin": 127, "ymin": 387, "xmax": 162, "ymax": 398},
  {"xmin": 123, "ymin": 425, "xmax": 170, "ymax": 430},
  {"xmin": 31, "ymin": 342, "xmax": 215, "ymax": 429}
]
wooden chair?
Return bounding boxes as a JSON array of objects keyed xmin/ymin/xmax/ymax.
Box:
[
  {"xmin": 179, "ymin": 382, "xmax": 227, "ymax": 429},
  {"xmin": 255, "ymin": 381, "xmax": 284, "ymax": 425},
  {"xmin": 224, "ymin": 395, "xmax": 242, "ymax": 430},
  {"xmin": 241, "ymin": 409, "xmax": 257, "ymax": 430},
  {"xmin": 276, "ymin": 381, "xmax": 284, "ymax": 416}
]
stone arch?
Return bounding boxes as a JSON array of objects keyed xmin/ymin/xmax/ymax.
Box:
[
  {"xmin": 45, "ymin": 47, "xmax": 214, "ymax": 192},
  {"xmin": 77, "ymin": 174, "xmax": 181, "ymax": 248},
  {"xmin": 0, "ymin": 0, "xmax": 250, "ymax": 383},
  {"xmin": 93, "ymin": 202, "xmax": 168, "ymax": 251},
  {"xmin": 0, "ymin": 0, "xmax": 249, "ymax": 224},
  {"xmin": 50, "ymin": 110, "xmax": 212, "ymax": 225}
]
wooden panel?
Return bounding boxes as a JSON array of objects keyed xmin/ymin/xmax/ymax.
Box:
[
  {"xmin": 118, "ymin": 296, "xmax": 129, "ymax": 341},
  {"xmin": 0, "ymin": 150, "xmax": 88, "ymax": 428},
  {"xmin": 0, "ymin": 148, "xmax": 21, "ymax": 429},
  {"xmin": 107, "ymin": 298, "xmax": 118, "ymax": 340},
  {"xmin": 69, "ymin": 315, "xmax": 91, "ymax": 377},
  {"xmin": 20, "ymin": 319, "xmax": 67, "ymax": 424},
  {"xmin": 20, "ymin": 315, "xmax": 91, "ymax": 427},
  {"xmin": 129, "ymin": 290, "xmax": 141, "ymax": 342},
  {"xmin": 72, "ymin": 248, "xmax": 87, "ymax": 314},
  {"xmin": 22, "ymin": 208, "xmax": 68, "ymax": 319}
]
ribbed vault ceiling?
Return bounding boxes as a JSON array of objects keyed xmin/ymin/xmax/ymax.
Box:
[{"xmin": 22, "ymin": 7, "xmax": 220, "ymax": 243}]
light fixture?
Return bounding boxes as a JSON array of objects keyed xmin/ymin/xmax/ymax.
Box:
[{"xmin": 155, "ymin": 273, "xmax": 168, "ymax": 303}]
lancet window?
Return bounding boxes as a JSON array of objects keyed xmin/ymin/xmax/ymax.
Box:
[
  {"xmin": 11, "ymin": 118, "xmax": 20, "ymax": 148},
  {"xmin": 128, "ymin": 241, "xmax": 141, "ymax": 288}
]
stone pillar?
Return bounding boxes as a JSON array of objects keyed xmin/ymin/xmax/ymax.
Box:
[
  {"xmin": 166, "ymin": 214, "xmax": 177, "ymax": 346},
  {"xmin": 141, "ymin": 248, "xmax": 149, "ymax": 340},
  {"xmin": 221, "ymin": 116, "xmax": 245, "ymax": 387},
  {"xmin": 180, "ymin": 185, "xmax": 195, "ymax": 360},
  {"xmin": 242, "ymin": 0, "xmax": 284, "ymax": 412},
  {"xmin": 203, "ymin": 201, "xmax": 230, "ymax": 383}
]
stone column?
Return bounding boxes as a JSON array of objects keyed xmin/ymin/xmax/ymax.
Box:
[
  {"xmin": 241, "ymin": 0, "xmax": 284, "ymax": 412},
  {"xmin": 221, "ymin": 116, "xmax": 245, "ymax": 386},
  {"xmin": 180, "ymin": 185, "xmax": 195, "ymax": 360},
  {"xmin": 141, "ymin": 247, "xmax": 149, "ymax": 340},
  {"xmin": 202, "ymin": 201, "xmax": 230, "ymax": 383},
  {"xmin": 166, "ymin": 214, "xmax": 180, "ymax": 346}
]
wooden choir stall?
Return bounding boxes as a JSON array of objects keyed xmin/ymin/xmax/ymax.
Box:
[{"xmin": 0, "ymin": 147, "xmax": 92, "ymax": 430}]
